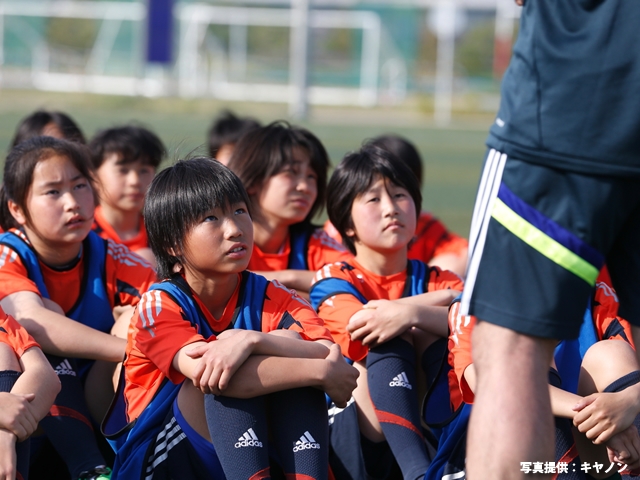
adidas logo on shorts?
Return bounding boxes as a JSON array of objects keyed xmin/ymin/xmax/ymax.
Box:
[
  {"xmin": 389, "ymin": 372, "xmax": 411, "ymax": 389},
  {"xmin": 293, "ymin": 431, "xmax": 320, "ymax": 452},
  {"xmin": 54, "ymin": 359, "xmax": 76, "ymax": 377},
  {"xmin": 234, "ymin": 428, "xmax": 263, "ymax": 448}
]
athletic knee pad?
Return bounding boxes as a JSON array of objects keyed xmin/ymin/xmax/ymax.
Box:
[
  {"xmin": 205, "ymin": 394, "xmax": 270, "ymax": 479},
  {"xmin": 548, "ymin": 367, "xmax": 562, "ymax": 389},
  {"xmin": 367, "ymin": 337, "xmax": 420, "ymax": 423},
  {"xmin": 0, "ymin": 370, "xmax": 20, "ymax": 392},
  {"xmin": 366, "ymin": 338, "xmax": 430, "ymax": 480},
  {"xmin": 604, "ymin": 370, "xmax": 640, "ymax": 393},
  {"xmin": 269, "ymin": 387, "xmax": 329, "ymax": 480},
  {"xmin": 367, "ymin": 336, "xmax": 415, "ymax": 369}
]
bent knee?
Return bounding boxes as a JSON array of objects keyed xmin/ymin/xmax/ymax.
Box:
[{"xmin": 581, "ymin": 339, "xmax": 638, "ymax": 392}]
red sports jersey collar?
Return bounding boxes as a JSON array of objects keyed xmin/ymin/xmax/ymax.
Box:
[
  {"xmin": 186, "ymin": 273, "xmax": 243, "ymax": 332},
  {"xmin": 351, "ymin": 258, "xmax": 408, "ymax": 285}
]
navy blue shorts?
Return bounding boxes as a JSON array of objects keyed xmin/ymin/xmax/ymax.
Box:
[{"xmin": 461, "ymin": 149, "xmax": 640, "ymax": 339}]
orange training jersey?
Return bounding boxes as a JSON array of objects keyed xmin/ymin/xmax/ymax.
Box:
[
  {"xmin": 591, "ymin": 280, "xmax": 634, "ymax": 345},
  {"xmin": 0, "ymin": 229, "xmax": 156, "ymax": 313},
  {"xmin": 446, "ymin": 300, "xmax": 475, "ymax": 411},
  {"xmin": 92, "ymin": 205, "xmax": 149, "ymax": 253},
  {"xmin": 447, "ymin": 274, "xmax": 633, "ymax": 410},
  {"xmin": 323, "ymin": 212, "xmax": 467, "ymax": 265},
  {"xmin": 0, "ymin": 310, "xmax": 39, "ymax": 358},
  {"xmin": 248, "ymin": 226, "xmax": 352, "ymax": 272},
  {"xmin": 313, "ymin": 259, "xmax": 464, "ymax": 362},
  {"xmin": 124, "ymin": 274, "xmax": 333, "ymax": 421}
]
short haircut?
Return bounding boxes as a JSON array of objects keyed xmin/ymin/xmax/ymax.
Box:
[
  {"xmin": 89, "ymin": 125, "xmax": 165, "ymax": 169},
  {"xmin": 367, "ymin": 134, "xmax": 423, "ymax": 187},
  {"xmin": 227, "ymin": 121, "xmax": 329, "ymax": 223},
  {"xmin": 208, "ymin": 110, "xmax": 261, "ymax": 158},
  {"xmin": 11, "ymin": 110, "xmax": 86, "ymax": 148},
  {"xmin": 0, "ymin": 136, "xmax": 96, "ymax": 231},
  {"xmin": 327, "ymin": 144, "xmax": 422, "ymax": 255},
  {"xmin": 144, "ymin": 157, "xmax": 251, "ymax": 279}
]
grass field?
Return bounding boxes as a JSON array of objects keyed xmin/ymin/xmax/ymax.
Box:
[{"xmin": 0, "ymin": 89, "xmax": 494, "ymax": 237}]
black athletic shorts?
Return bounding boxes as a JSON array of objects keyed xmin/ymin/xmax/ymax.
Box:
[{"xmin": 461, "ymin": 149, "xmax": 640, "ymax": 339}]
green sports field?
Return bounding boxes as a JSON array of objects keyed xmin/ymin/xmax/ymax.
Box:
[{"xmin": 0, "ymin": 89, "xmax": 494, "ymax": 238}]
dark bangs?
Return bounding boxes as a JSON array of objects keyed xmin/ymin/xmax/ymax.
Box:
[
  {"xmin": 227, "ymin": 121, "xmax": 329, "ymax": 222},
  {"xmin": 367, "ymin": 134, "xmax": 423, "ymax": 187},
  {"xmin": 11, "ymin": 110, "xmax": 86, "ymax": 148},
  {"xmin": 144, "ymin": 157, "xmax": 251, "ymax": 279},
  {"xmin": 89, "ymin": 125, "xmax": 165, "ymax": 169},
  {"xmin": 207, "ymin": 110, "xmax": 261, "ymax": 157},
  {"xmin": 0, "ymin": 137, "xmax": 96, "ymax": 230},
  {"xmin": 326, "ymin": 144, "xmax": 421, "ymax": 255}
]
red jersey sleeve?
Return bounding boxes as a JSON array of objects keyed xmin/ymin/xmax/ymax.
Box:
[
  {"xmin": 409, "ymin": 212, "xmax": 468, "ymax": 263},
  {"xmin": 427, "ymin": 266, "xmax": 465, "ymax": 292},
  {"xmin": 306, "ymin": 229, "xmax": 353, "ymax": 271},
  {"xmin": 0, "ymin": 312, "xmax": 39, "ymax": 358},
  {"xmin": 124, "ymin": 289, "xmax": 209, "ymax": 420},
  {"xmin": 129, "ymin": 290, "xmax": 206, "ymax": 385},
  {"xmin": 105, "ymin": 240, "xmax": 157, "ymax": 308},
  {"xmin": 0, "ymin": 244, "xmax": 41, "ymax": 301},
  {"xmin": 312, "ymin": 263, "xmax": 368, "ymax": 362},
  {"xmin": 262, "ymin": 280, "xmax": 333, "ymax": 342},
  {"xmin": 319, "ymin": 294, "xmax": 367, "ymax": 362},
  {"xmin": 592, "ymin": 281, "xmax": 634, "ymax": 347},
  {"xmin": 447, "ymin": 300, "xmax": 476, "ymax": 406}
]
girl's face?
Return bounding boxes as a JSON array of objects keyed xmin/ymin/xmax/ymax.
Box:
[
  {"xmin": 96, "ymin": 153, "xmax": 155, "ymax": 215},
  {"xmin": 256, "ymin": 149, "xmax": 318, "ymax": 227},
  {"xmin": 11, "ymin": 154, "xmax": 95, "ymax": 248},
  {"xmin": 346, "ymin": 175, "xmax": 416, "ymax": 256},
  {"xmin": 181, "ymin": 202, "xmax": 253, "ymax": 281}
]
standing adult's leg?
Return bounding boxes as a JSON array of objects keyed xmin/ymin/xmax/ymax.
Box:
[{"xmin": 467, "ymin": 321, "xmax": 556, "ymax": 479}]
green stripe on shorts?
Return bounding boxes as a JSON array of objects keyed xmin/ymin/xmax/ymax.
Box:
[{"xmin": 491, "ymin": 198, "xmax": 599, "ymax": 285}]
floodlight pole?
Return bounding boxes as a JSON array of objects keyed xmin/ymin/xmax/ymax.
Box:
[{"xmin": 289, "ymin": 0, "xmax": 310, "ymax": 120}]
